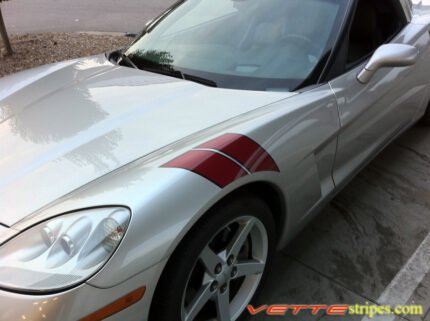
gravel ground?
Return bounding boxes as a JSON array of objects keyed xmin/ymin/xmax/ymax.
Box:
[{"xmin": 0, "ymin": 32, "xmax": 131, "ymax": 78}]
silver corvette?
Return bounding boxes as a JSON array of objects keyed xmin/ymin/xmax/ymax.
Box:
[{"xmin": 1, "ymin": 0, "xmax": 430, "ymax": 320}]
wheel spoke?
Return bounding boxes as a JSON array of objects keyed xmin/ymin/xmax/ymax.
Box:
[
  {"xmin": 200, "ymin": 245, "xmax": 223, "ymax": 275},
  {"xmin": 234, "ymin": 260, "xmax": 265, "ymax": 279},
  {"xmin": 183, "ymin": 214, "xmax": 268, "ymax": 321},
  {"xmin": 185, "ymin": 283, "xmax": 214, "ymax": 321},
  {"xmin": 215, "ymin": 284, "xmax": 231, "ymax": 321},
  {"xmin": 227, "ymin": 218, "xmax": 255, "ymax": 260}
]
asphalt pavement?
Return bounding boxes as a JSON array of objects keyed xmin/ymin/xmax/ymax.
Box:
[
  {"xmin": 2, "ymin": 0, "xmax": 430, "ymax": 35},
  {"xmin": 1, "ymin": 0, "xmax": 175, "ymax": 34},
  {"xmin": 249, "ymin": 124, "xmax": 430, "ymax": 321}
]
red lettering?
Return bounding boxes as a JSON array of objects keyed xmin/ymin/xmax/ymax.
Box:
[
  {"xmin": 309, "ymin": 305, "xmax": 328, "ymax": 315},
  {"xmin": 289, "ymin": 305, "xmax": 308, "ymax": 315},
  {"xmin": 327, "ymin": 305, "xmax": 349, "ymax": 316},
  {"xmin": 247, "ymin": 305, "xmax": 268, "ymax": 315},
  {"xmin": 267, "ymin": 305, "xmax": 289, "ymax": 315}
]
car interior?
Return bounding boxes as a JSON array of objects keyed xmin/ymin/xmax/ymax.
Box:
[
  {"xmin": 130, "ymin": 0, "xmax": 409, "ymax": 91},
  {"xmin": 346, "ymin": 0, "xmax": 408, "ymax": 67},
  {"xmin": 163, "ymin": 0, "xmax": 333, "ymax": 77},
  {"xmin": 137, "ymin": 0, "xmax": 344, "ymax": 91},
  {"xmin": 324, "ymin": 0, "xmax": 409, "ymax": 81}
]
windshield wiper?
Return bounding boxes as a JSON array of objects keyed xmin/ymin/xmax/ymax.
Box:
[
  {"xmin": 140, "ymin": 66, "xmax": 217, "ymax": 87},
  {"xmin": 183, "ymin": 73, "xmax": 217, "ymax": 88},
  {"xmin": 117, "ymin": 52, "xmax": 139, "ymax": 69},
  {"xmin": 110, "ymin": 51, "xmax": 217, "ymax": 87}
]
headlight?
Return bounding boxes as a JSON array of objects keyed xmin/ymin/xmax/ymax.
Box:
[{"xmin": 0, "ymin": 207, "xmax": 130, "ymax": 293}]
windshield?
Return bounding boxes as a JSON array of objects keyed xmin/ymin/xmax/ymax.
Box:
[{"xmin": 125, "ymin": 0, "xmax": 347, "ymax": 92}]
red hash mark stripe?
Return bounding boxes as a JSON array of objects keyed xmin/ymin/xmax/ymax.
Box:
[
  {"xmin": 162, "ymin": 134, "xmax": 279, "ymax": 188},
  {"xmin": 162, "ymin": 150, "xmax": 248, "ymax": 188},
  {"xmin": 198, "ymin": 133, "xmax": 280, "ymax": 173}
]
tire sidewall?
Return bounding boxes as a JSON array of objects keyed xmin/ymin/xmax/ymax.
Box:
[{"xmin": 149, "ymin": 193, "xmax": 276, "ymax": 321}]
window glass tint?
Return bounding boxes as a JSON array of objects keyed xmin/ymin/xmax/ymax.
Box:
[
  {"xmin": 347, "ymin": 0, "xmax": 407, "ymax": 66},
  {"xmin": 126, "ymin": 0, "xmax": 347, "ymax": 91}
]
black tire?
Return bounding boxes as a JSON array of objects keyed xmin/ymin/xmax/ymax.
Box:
[
  {"xmin": 420, "ymin": 102, "xmax": 430, "ymax": 126},
  {"xmin": 149, "ymin": 193, "xmax": 276, "ymax": 321}
]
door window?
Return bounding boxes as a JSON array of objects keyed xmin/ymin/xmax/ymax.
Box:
[
  {"xmin": 347, "ymin": 0, "xmax": 408, "ymax": 67},
  {"xmin": 326, "ymin": 0, "xmax": 409, "ymax": 80}
]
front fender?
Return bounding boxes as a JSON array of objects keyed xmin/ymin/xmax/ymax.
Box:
[
  {"xmin": 87, "ymin": 167, "xmax": 221, "ymax": 288},
  {"xmin": 10, "ymin": 164, "xmax": 221, "ymax": 288}
]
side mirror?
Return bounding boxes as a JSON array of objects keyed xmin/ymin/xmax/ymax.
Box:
[{"xmin": 357, "ymin": 44, "xmax": 419, "ymax": 84}]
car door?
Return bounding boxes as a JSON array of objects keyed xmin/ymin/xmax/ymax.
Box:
[{"xmin": 328, "ymin": 0, "xmax": 430, "ymax": 185}]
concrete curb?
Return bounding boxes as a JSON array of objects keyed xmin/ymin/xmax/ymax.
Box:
[
  {"xmin": 9, "ymin": 31, "xmax": 132, "ymax": 38},
  {"xmin": 76, "ymin": 31, "xmax": 128, "ymax": 37}
]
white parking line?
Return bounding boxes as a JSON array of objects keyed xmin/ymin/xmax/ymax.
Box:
[{"xmin": 361, "ymin": 232, "xmax": 430, "ymax": 321}]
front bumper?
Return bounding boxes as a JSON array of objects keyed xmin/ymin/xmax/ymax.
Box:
[{"xmin": 0, "ymin": 261, "xmax": 164, "ymax": 321}]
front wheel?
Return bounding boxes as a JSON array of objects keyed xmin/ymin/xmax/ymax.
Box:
[{"xmin": 149, "ymin": 194, "xmax": 276, "ymax": 321}]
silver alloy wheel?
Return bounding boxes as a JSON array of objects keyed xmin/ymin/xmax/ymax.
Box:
[{"xmin": 181, "ymin": 216, "xmax": 269, "ymax": 321}]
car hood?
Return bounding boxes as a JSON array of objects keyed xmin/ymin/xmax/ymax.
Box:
[{"xmin": 0, "ymin": 55, "xmax": 295, "ymax": 226}]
